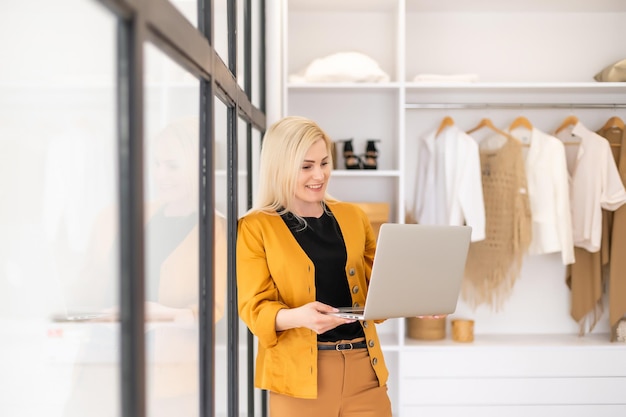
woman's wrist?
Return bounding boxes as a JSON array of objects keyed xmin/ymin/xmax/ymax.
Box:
[{"xmin": 275, "ymin": 307, "xmax": 297, "ymax": 332}]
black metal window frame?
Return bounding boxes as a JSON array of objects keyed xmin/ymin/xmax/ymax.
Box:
[{"xmin": 94, "ymin": 1, "xmax": 266, "ymax": 416}]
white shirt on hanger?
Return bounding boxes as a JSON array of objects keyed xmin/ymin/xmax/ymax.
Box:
[
  {"xmin": 555, "ymin": 121, "xmax": 626, "ymax": 253},
  {"xmin": 509, "ymin": 126, "xmax": 575, "ymax": 265},
  {"xmin": 412, "ymin": 124, "xmax": 486, "ymax": 242}
]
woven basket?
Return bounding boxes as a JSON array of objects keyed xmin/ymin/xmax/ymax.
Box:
[
  {"xmin": 451, "ymin": 319, "xmax": 474, "ymax": 343},
  {"xmin": 407, "ymin": 316, "xmax": 446, "ymax": 340}
]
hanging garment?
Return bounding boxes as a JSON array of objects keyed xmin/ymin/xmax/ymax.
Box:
[
  {"xmin": 412, "ymin": 124, "xmax": 486, "ymax": 241},
  {"xmin": 509, "ymin": 126, "xmax": 574, "ymax": 265},
  {"xmin": 596, "ymin": 122, "xmax": 626, "ymax": 340},
  {"xmin": 463, "ymin": 134, "xmax": 532, "ymax": 310},
  {"xmin": 554, "ymin": 121, "xmax": 626, "ymax": 252},
  {"xmin": 556, "ymin": 121, "xmax": 626, "ymax": 334}
]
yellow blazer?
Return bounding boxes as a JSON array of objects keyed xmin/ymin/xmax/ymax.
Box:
[
  {"xmin": 83, "ymin": 204, "xmax": 227, "ymax": 320},
  {"xmin": 236, "ymin": 201, "xmax": 389, "ymax": 399},
  {"xmin": 81, "ymin": 204, "xmax": 227, "ymax": 399}
]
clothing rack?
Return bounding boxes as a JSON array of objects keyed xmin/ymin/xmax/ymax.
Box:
[
  {"xmin": 405, "ymin": 103, "xmax": 626, "ymax": 110},
  {"xmin": 406, "ymin": 102, "xmax": 625, "ymax": 148}
]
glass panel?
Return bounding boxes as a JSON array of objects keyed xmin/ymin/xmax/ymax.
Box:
[
  {"xmin": 214, "ymin": 97, "xmax": 229, "ymax": 417},
  {"xmin": 246, "ymin": 126, "xmax": 263, "ymax": 416},
  {"xmin": 236, "ymin": 118, "xmax": 250, "ymax": 415},
  {"xmin": 214, "ymin": 0, "xmax": 230, "ymax": 69},
  {"xmin": 250, "ymin": 0, "xmax": 262, "ymax": 109},
  {"xmin": 144, "ymin": 43, "xmax": 200, "ymax": 417},
  {"xmin": 172, "ymin": 0, "xmax": 198, "ymax": 28},
  {"xmin": 237, "ymin": 0, "xmax": 246, "ymax": 91},
  {"xmin": 0, "ymin": 1, "xmax": 119, "ymax": 416}
]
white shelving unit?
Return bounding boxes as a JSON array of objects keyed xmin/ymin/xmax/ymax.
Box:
[{"xmin": 270, "ymin": 0, "xmax": 626, "ymax": 415}]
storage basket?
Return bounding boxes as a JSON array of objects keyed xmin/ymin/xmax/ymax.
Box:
[
  {"xmin": 451, "ymin": 319, "xmax": 474, "ymax": 343},
  {"xmin": 352, "ymin": 202, "xmax": 390, "ymax": 239},
  {"xmin": 407, "ymin": 316, "xmax": 446, "ymax": 340}
]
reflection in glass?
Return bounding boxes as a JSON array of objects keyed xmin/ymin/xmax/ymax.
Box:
[
  {"xmin": 250, "ymin": 0, "xmax": 263, "ymax": 109},
  {"xmin": 143, "ymin": 43, "xmax": 228, "ymax": 417},
  {"xmin": 237, "ymin": 0, "xmax": 246, "ymax": 91},
  {"xmin": 214, "ymin": 97, "xmax": 230, "ymax": 417},
  {"xmin": 236, "ymin": 117, "xmax": 249, "ymax": 414},
  {"xmin": 145, "ymin": 44, "xmax": 197, "ymax": 417},
  {"xmin": 214, "ymin": 0, "xmax": 229, "ymax": 71},
  {"xmin": 0, "ymin": 1, "xmax": 118, "ymax": 416}
]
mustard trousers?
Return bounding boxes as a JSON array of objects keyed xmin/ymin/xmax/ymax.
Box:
[{"xmin": 269, "ymin": 341, "xmax": 392, "ymax": 417}]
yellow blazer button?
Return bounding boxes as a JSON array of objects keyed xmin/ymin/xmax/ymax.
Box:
[
  {"xmin": 352, "ymin": 285, "xmax": 359, "ymax": 294},
  {"xmin": 368, "ymin": 340, "xmax": 375, "ymax": 347},
  {"xmin": 353, "ymin": 302, "xmax": 360, "ymax": 308},
  {"xmin": 349, "ymin": 268, "xmax": 355, "ymax": 276},
  {"xmin": 372, "ymin": 358, "xmax": 378, "ymax": 366}
]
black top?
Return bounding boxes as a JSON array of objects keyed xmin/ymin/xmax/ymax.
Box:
[
  {"xmin": 281, "ymin": 208, "xmax": 364, "ymax": 342},
  {"xmin": 145, "ymin": 208, "xmax": 197, "ymax": 303}
]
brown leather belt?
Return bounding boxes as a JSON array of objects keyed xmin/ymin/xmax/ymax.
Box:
[{"xmin": 317, "ymin": 341, "xmax": 367, "ymax": 351}]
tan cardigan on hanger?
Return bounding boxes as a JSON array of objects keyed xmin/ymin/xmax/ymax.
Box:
[
  {"xmin": 597, "ymin": 123, "xmax": 626, "ymax": 340},
  {"xmin": 463, "ymin": 135, "xmax": 532, "ymax": 310}
]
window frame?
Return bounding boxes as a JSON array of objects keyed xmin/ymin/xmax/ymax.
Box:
[{"xmin": 94, "ymin": 1, "xmax": 265, "ymax": 416}]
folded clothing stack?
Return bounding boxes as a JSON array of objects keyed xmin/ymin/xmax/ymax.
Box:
[{"xmin": 289, "ymin": 51, "xmax": 390, "ymax": 83}]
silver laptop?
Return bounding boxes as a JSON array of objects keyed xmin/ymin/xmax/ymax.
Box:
[{"xmin": 329, "ymin": 223, "xmax": 471, "ymax": 320}]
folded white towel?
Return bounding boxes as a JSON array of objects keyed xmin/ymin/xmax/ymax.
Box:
[
  {"xmin": 289, "ymin": 51, "xmax": 390, "ymax": 83},
  {"xmin": 412, "ymin": 73, "xmax": 479, "ymax": 83}
]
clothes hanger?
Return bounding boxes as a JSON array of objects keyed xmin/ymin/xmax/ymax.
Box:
[
  {"xmin": 554, "ymin": 115, "xmax": 579, "ymax": 135},
  {"xmin": 436, "ymin": 116, "xmax": 455, "ymax": 137},
  {"xmin": 508, "ymin": 116, "xmax": 533, "ymax": 147},
  {"xmin": 508, "ymin": 116, "xmax": 533, "ymax": 132},
  {"xmin": 601, "ymin": 116, "xmax": 624, "ymax": 148},
  {"xmin": 466, "ymin": 118, "xmax": 508, "ymax": 137},
  {"xmin": 602, "ymin": 116, "xmax": 625, "ymax": 131}
]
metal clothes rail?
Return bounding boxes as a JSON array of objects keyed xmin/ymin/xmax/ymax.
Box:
[{"xmin": 405, "ymin": 103, "xmax": 626, "ymax": 109}]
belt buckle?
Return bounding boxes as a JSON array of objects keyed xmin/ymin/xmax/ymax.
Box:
[{"xmin": 336, "ymin": 342, "xmax": 353, "ymax": 351}]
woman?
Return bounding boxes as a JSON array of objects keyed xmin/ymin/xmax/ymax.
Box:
[{"xmin": 237, "ymin": 116, "xmax": 392, "ymax": 416}]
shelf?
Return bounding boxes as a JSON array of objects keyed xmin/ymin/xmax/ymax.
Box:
[
  {"xmin": 331, "ymin": 169, "xmax": 401, "ymax": 178},
  {"xmin": 288, "ymin": 0, "xmax": 398, "ymax": 13},
  {"xmin": 405, "ymin": 0, "xmax": 626, "ymax": 13},
  {"xmin": 288, "ymin": 82, "xmax": 626, "ymax": 95},
  {"xmin": 288, "ymin": 82, "xmax": 401, "ymax": 91},
  {"xmin": 403, "ymin": 333, "xmax": 620, "ymax": 350},
  {"xmin": 405, "ymin": 82, "xmax": 626, "ymax": 92},
  {"xmin": 405, "ymin": 83, "xmax": 626, "ymax": 108}
]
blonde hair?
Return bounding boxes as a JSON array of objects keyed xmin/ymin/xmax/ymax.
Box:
[{"xmin": 251, "ymin": 116, "xmax": 336, "ymax": 215}]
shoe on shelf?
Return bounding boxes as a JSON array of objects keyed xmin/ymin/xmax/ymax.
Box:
[
  {"xmin": 362, "ymin": 139, "xmax": 380, "ymax": 169},
  {"xmin": 340, "ymin": 139, "xmax": 362, "ymax": 169}
]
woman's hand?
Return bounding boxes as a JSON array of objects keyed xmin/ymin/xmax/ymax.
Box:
[
  {"xmin": 91, "ymin": 302, "xmax": 194, "ymax": 323},
  {"xmin": 275, "ymin": 301, "xmax": 356, "ymax": 334}
]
